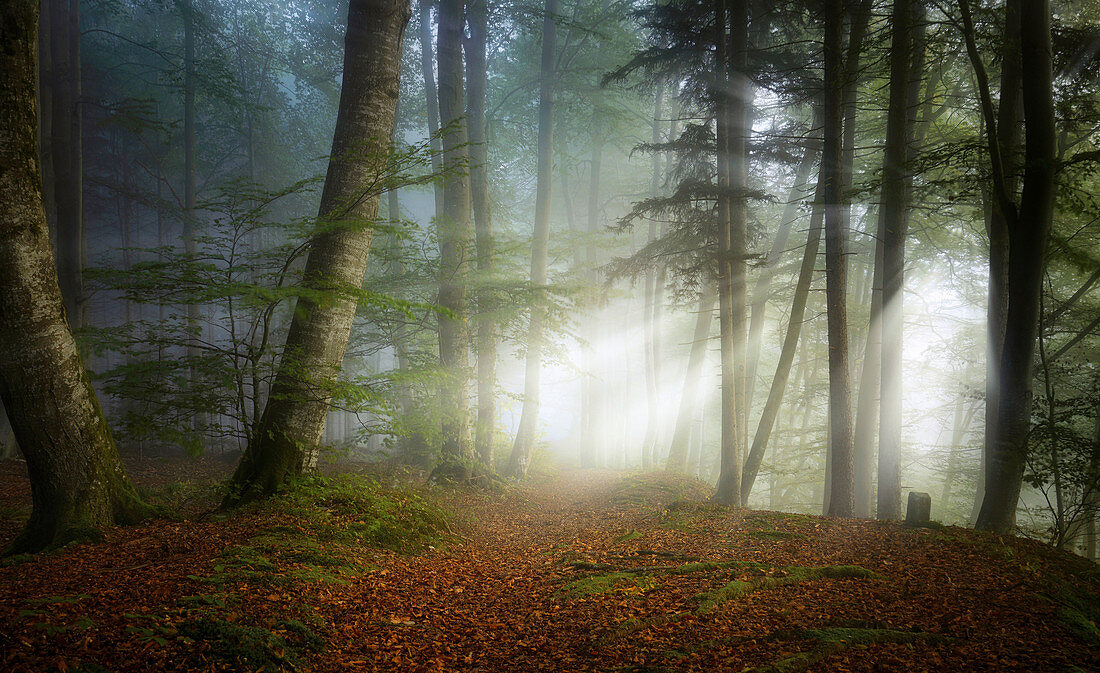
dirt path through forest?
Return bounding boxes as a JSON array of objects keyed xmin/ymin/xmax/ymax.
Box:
[{"xmin": 316, "ymin": 469, "xmax": 1098, "ymax": 672}]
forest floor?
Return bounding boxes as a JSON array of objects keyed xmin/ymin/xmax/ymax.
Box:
[{"xmin": 0, "ymin": 456, "xmax": 1097, "ymax": 672}]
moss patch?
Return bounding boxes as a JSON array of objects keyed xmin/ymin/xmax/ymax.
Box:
[
  {"xmin": 558, "ymin": 571, "xmax": 660, "ymax": 598},
  {"xmin": 694, "ymin": 565, "xmax": 880, "ymax": 614}
]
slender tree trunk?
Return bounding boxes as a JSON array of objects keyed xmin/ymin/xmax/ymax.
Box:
[
  {"xmin": 667, "ymin": 287, "xmax": 716, "ymax": 471},
  {"xmin": 507, "ymin": 0, "xmax": 558, "ymax": 477},
  {"xmin": 642, "ymin": 83, "xmax": 664, "ymax": 470},
  {"xmin": 49, "ymin": 0, "xmax": 85, "ymax": 331},
  {"xmin": 581, "ymin": 120, "xmax": 604, "ymax": 468},
  {"xmin": 419, "ymin": 0, "xmax": 444, "ymax": 222},
  {"xmin": 976, "ymin": 0, "xmax": 1056, "ymax": 533},
  {"xmin": 465, "ymin": 0, "xmax": 496, "ymax": 468},
  {"xmin": 436, "ymin": 0, "xmax": 474, "ymax": 461},
  {"xmin": 0, "ymin": 0, "xmax": 152, "ymax": 554},
  {"xmin": 822, "ymin": 0, "xmax": 854, "ymax": 518},
  {"xmin": 853, "ymin": 219, "xmax": 882, "ymax": 516},
  {"xmin": 712, "ymin": 0, "xmax": 741, "ymax": 506},
  {"xmin": 741, "ymin": 177, "xmax": 825, "ymax": 502},
  {"xmin": 876, "ymin": 0, "xmax": 918, "ymax": 520},
  {"xmin": 36, "ymin": 0, "xmax": 55, "ymax": 247},
  {"xmin": 225, "ymin": 0, "xmax": 410, "ymax": 505},
  {"xmin": 744, "ymin": 112, "xmax": 820, "ymax": 414}
]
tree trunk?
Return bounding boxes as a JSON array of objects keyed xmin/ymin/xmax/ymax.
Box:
[
  {"xmin": 712, "ymin": 0, "xmax": 741, "ymax": 506},
  {"xmin": 744, "ymin": 111, "xmax": 820, "ymax": 415},
  {"xmin": 436, "ymin": 0, "xmax": 474, "ymax": 462},
  {"xmin": 876, "ymin": 0, "xmax": 918, "ymax": 521},
  {"xmin": 581, "ymin": 119, "xmax": 604, "ymax": 468},
  {"xmin": 642, "ymin": 83, "xmax": 664, "ymax": 470},
  {"xmin": 667, "ymin": 287, "xmax": 716, "ymax": 471},
  {"xmin": 822, "ymin": 0, "xmax": 854, "ymax": 518},
  {"xmin": 465, "ymin": 0, "xmax": 496, "ymax": 468},
  {"xmin": 0, "ymin": 0, "xmax": 152, "ymax": 554},
  {"xmin": 49, "ymin": 0, "xmax": 85, "ymax": 331},
  {"xmin": 852, "ymin": 219, "xmax": 882, "ymax": 517},
  {"xmin": 976, "ymin": 0, "xmax": 1056, "ymax": 533},
  {"xmin": 418, "ymin": 0, "xmax": 444, "ymax": 223},
  {"xmin": 507, "ymin": 0, "xmax": 558, "ymax": 477},
  {"xmin": 741, "ymin": 176, "xmax": 825, "ymax": 503},
  {"xmin": 225, "ymin": 0, "xmax": 410, "ymax": 505}
]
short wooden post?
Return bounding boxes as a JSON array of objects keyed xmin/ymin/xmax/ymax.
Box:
[{"xmin": 905, "ymin": 491, "xmax": 931, "ymax": 526}]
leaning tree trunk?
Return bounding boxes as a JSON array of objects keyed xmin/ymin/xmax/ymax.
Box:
[
  {"xmin": 822, "ymin": 0, "xmax": 854, "ymax": 518},
  {"xmin": 507, "ymin": 0, "xmax": 558, "ymax": 477},
  {"xmin": 0, "ymin": 0, "xmax": 152, "ymax": 554},
  {"xmin": 667, "ymin": 287, "xmax": 716, "ymax": 471},
  {"xmin": 741, "ymin": 177, "xmax": 825, "ymax": 503},
  {"xmin": 225, "ymin": 0, "xmax": 410, "ymax": 506},
  {"xmin": 743, "ymin": 111, "xmax": 820, "ymax": 415},
  {"xmin": 976, "ymin": 0, "xmax": 1056, "ymax": 533},
  {"xmin": 465, "ymin": 0, "xmax": 497, "ymax": 468},
  {"xmin": 876, "ymin": 0, "xmax": 918, "ymax": 521},
  {"xmin": 436, "ymin": 0, "xmax": 474, "ymax": 461}
]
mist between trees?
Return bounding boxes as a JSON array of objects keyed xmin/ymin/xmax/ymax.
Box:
[{"xmin": 0, "ymin": 0, "xmax": 1097, "ymax": 557}]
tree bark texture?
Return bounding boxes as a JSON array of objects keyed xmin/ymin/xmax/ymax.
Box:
[
  {"xmin": 226, "ymin": 0, "xmax": 410, "ymax": 505},
  {"xmin": 0, "ymin": 0, "xmax": 151, "ymax": 554},
  {"xmin": 508, "ymin": 0, "xmax": 558, "ymax": 477}
]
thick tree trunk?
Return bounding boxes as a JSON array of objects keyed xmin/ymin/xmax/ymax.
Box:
[
  {"xmin": 465, "ymin": 0, "xmax": 496, "ymax": 468},
  {"xmin": 741, "ymin": 177, "xmax": 825, "ymax": 503},
  {"xmin": 667, "ymin": 287, "xmax": 716, "ymax": 471},
  {"xmin": 507, "ymin": 0, "xmax": 558, "ymax": 477},
  {"xmin": 225, "ymin": 0, "xmax": 410, "ymax": 505},
  {"xmin": 0, "ymin": 0, "xmax": 152, "ymax": 554},
  {"xmin": 822, "ymin": 0, "xmax": 854, "ymax": 518},
  {"xmin": 876, "ymin": 0, "xmax": 917, "ymax": 521},
  {"xmin": 976, "ymin": 0, "xmax": 1056, "ymax": 533},
  {"xmin": 436, "ymin": 0, "xmax": 474, "ymax": 461}
]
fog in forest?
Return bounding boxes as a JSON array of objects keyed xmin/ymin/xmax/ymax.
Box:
[{"xmin": 2, "ymin": 0, "xmax": 1098, "ymax": 556}]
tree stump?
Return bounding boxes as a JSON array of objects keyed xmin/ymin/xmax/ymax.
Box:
[{"xmin": 905, "ymin": 491, "xmax": 932, "ymax": 526}]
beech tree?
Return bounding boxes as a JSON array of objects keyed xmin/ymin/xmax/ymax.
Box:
[
  {"xmin": 0, "ymin": 0, "xmax": 152, "ymax": 554},
  {"xmin": 225, "ymin": 0, "xmax": 411, "ymax": 504}
]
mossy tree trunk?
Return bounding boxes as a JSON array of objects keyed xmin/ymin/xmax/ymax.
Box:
[
  {"xmin": 224, "ymin": 0, "xmax": 410, "ymax": 506},
  {"xmin": 0, "ymin": 0, "xmax": 152, "ymax": 555}
]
